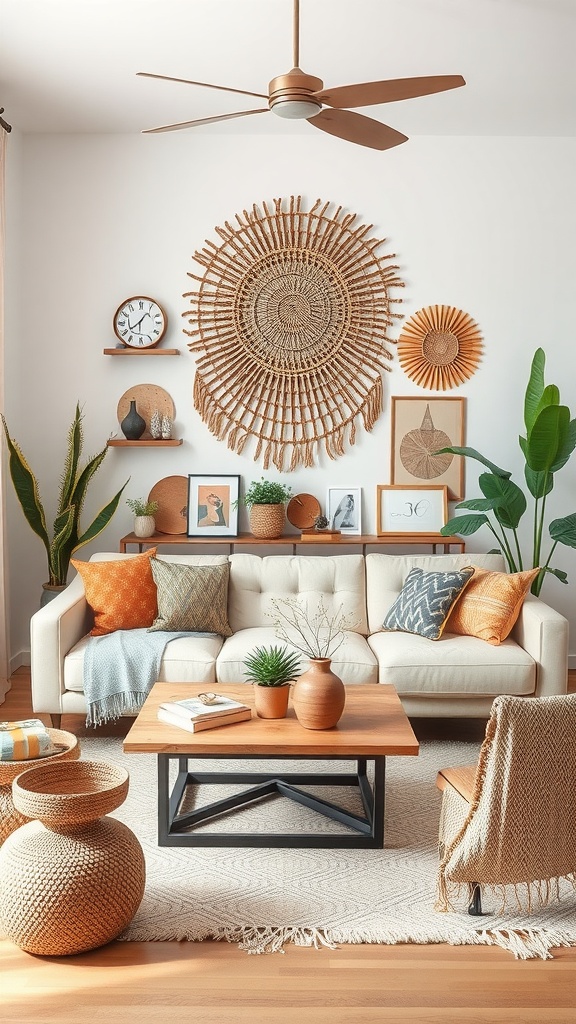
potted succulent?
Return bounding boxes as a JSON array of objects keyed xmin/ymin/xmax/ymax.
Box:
[
  {"xmin": 2, "ymin": 404, "xmax": 128, "ymax": 603},
  {"xmin": 126, "ymin": 497, "xmax": 159, "ymax": 539},
  {"xmin": 243, "ymin": 644, "xmax": 301, "ymax": 719},
  {"xmin": 235, "ymin": 477, "xmax": 293, "ymax": 539}
]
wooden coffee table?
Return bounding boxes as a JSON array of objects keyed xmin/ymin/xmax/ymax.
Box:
[{"xmin": 123, "ymin": 682, "xmax": 419, "ymax": 850}]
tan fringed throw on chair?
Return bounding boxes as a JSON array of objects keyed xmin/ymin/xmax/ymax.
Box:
[{"xmin": 436, "ymin": 693, "xmax": 576, "ymax": 917}]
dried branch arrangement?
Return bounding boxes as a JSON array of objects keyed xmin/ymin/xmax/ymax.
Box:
[
  {"xmin": 397, "ymin": 305, "xmax": 483, "ymax": 390},
  {"xmin": 183, "ymin": 196, "xmax": 404, "ymax": 470}
]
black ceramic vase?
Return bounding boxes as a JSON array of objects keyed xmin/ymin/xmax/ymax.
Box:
[{"xmin": 120, "ymin": 400, "xmax": 146, "ymax": 440}]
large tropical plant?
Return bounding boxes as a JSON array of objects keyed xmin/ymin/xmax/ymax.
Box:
[
  {"xmin": 2, "ymin": 403, "xmax": 128, "ymax": 587},
  {"xmin": 438, "ymin": 348, "xmax": 576, "ymax": 596}
]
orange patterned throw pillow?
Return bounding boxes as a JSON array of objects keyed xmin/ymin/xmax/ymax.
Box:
[
  {"xmin": 71, "ymin": 550, "xmax": 158, "ymax": 636},
  {"xmin": 445, "ymin": 566, "xmax": 540, "ymax": 645}
]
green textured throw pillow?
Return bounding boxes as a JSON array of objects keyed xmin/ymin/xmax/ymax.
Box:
[
  {"xmin": 382, "ymin": 566, "xmax": 475, "ymax": 641},
  {"xmin": 148, "ymin": 558, "xmax": 233, "ymax": 636}
]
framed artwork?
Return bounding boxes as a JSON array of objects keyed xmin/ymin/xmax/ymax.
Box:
[
  {"xmin": 186, "ymin": 475, "xmax": 239, "ymax": 537},
  {"xmin": 326, "ymin": 487, "xmax": 362, "ymax": 535},
  {"xmin": 376, "ymin": 485, "xmax": 448, "ymax": 535},
  {"xmin": 390, "ymin": 396, "xmax": 465, "ymax": 500}
]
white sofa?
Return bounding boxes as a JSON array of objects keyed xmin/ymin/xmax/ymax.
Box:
[{"xmin": 30, "ymin": 550, "xmax": 569, "ymax": 724}]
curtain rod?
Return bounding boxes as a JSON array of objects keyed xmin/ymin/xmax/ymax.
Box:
[{"xmin": 0, "ymin": 108, "xmax": 12, "ymax": 133}]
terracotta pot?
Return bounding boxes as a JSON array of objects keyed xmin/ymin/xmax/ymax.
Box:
[
  {"xmin": 254, "ymin": 684, "xmax": 290, "ymax": 719},
  {"xmin": 249, "ymin": 504, "xmax": 285, "ymax": 539},
  {"xmin": 292, "ymin": 658, "xmax": 346, "ymax": 730},
  {"xmin": 134, "ymin": 515, "xmax": 156, "ymax": 538}
]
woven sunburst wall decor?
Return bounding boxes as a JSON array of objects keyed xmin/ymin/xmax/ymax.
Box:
[
  {"xmin": 397, "ymin": 305, "xmax": 483, "ymax": 390},
  {"xmin": 183, "ymin": 196, "xmax": 404, "ymax": 470}
]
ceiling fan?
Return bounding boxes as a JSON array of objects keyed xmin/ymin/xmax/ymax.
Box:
[{"xmin": 138, "ymin": 0, "xmax": 465, "ymax": 151}]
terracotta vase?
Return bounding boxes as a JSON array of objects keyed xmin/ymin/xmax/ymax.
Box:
[
  {"xmin": 254, "ymin": 684, "xmax": 290, "ymax": 719},
  {"xmin": 249, "ymin": 504, "xmax": 285, "ymax": 539},
  {"xmin": 292, "ymin": 658, "xmax": 346, "ymax": 730}
]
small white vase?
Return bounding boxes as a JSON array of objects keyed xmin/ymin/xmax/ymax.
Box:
[{"xmin": 133, "ymin": 516, "xmax": 156, "ymax": 538}]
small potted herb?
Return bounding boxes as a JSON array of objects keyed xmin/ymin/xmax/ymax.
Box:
[
  {"xmin": 243, "ymin": 644, "xmax": 301, "ymax": 719},
  {"xmin": 126, "ymin": 497, "xmax": 159, "ymax": 539},
  {"xmin": 236, "ymin": 477, "xmax": 293, "ymax": 539}
]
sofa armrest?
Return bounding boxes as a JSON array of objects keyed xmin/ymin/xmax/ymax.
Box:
[
  {"xmin": 510, "ymin": 593, "xmax": 568, "ymax": 698},
  {"xmin": 30, "ymin": 575, "xmax": 93, "ymax": 714}
]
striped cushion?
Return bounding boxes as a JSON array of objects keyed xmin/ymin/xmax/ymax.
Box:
[
  {"xmin": 445, "ymin": 566, "xmax": 540, "ymax": 645},
  {"xmin": 382, "ymin": 566, "xmax": 474, "ymax": 641},
  {"xmin": 148, "ymin": 558, "xmax": 233, "ymax": 636},
  {"xmin": 0, "ymin": 719, "xmax": 59, "ymax": 761}
]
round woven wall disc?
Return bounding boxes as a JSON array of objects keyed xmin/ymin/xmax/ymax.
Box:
[
  {"xmin": 397, "ymin": 305, "xmax": 483, "ymax": 390},
  {"xmin": 184, "ymin": 195, "xmax": 404, "ymax": 470},
  {"xmin": 148, "ymin": 476, "xmax": 188, "ymax": 535},
  {"xmin": 286, "ymin": 493, "xmax": 321, "ymax": 529}
]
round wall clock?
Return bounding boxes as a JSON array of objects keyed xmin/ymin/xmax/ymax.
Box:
[{"xmin": 113, "ymin": 296, "xmax": 167, "ymax": 348}]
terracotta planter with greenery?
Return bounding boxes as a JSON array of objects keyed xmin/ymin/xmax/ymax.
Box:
[
  {"xmin": 253, "ymin": 684, "xmax": 290, "ymax": 720},
  {"xmin": 243, "ymin": 645, "xmax": 301, "ymax": 720}
]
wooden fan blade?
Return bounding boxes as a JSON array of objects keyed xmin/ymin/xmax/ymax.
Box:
[
  {"xmin": 137, "ymin": 72, "xmax": 268, "ymax": 101},
  {"xmin": 315, "ymin": 75, "xmax": 466, "ymax": 109},
  {"xmin": 307, "ymin": 108, "xmax": 408, "ymax": 151},
  {"xmin": 143, "ymin": 108, "xmax": 269, "ymax": 134}
]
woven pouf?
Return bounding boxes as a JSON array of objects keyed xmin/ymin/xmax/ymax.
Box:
[
  {"xmin": 0, "ymin": 760, "xmax": 145, "ymax": 955},
  {"xmin": 0, "ymin": 729, "xmax": 80, "ymax": 845}
]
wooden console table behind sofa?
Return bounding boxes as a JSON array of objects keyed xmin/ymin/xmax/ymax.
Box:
[{"xmin": 119, "ymin": 533, "xmax": 466, "ymax": 555}]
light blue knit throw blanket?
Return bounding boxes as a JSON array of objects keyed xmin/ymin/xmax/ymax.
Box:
[{"xmin": 83, "ymin": 628, "xmax": 210, "ymax": 727}]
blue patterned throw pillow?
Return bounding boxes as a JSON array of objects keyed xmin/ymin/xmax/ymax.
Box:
[{"xmin": 382, "ymin": 566, "xmax": 475, "ymax": 641}]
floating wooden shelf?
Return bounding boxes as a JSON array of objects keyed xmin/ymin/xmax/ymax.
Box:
[
  {"xmin": 119, "ymin": 532, "xmax": 466, "ymax": 554},
  {"xmin": 107, "ymin": 439, "xmax": 183, "ymax": 447},
  {"xmin": 103, "ymin": 348, "xmax": 180, "ymax": 356}
]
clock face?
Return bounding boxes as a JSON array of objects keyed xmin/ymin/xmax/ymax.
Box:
[{"xmin": 113, "ymin": 297, "xmax": 167, "ymax": 348}]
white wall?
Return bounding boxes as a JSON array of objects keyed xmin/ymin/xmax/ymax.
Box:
[{"xmin": 4, "ymin": 130, "xmax": 576, "ymax": 667}]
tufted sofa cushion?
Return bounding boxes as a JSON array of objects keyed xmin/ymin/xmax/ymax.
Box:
[{"xmin": 227, "ymin": 553, "xmax": 369, "ymax": 635}]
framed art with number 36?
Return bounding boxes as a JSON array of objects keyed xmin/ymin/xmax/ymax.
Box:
[{"xmin": 376, "ymin": 485, "xmax": 448, "ymax": 535}]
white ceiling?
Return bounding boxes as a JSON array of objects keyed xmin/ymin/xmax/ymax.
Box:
[{"xmin": 1, "ymin": 0, "xmax": 575, "ymax": 138}]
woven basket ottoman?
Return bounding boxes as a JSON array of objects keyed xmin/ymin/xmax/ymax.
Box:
[{"xmin": 0, "ymin": 759, "xmax": 145, "ymax": 955}]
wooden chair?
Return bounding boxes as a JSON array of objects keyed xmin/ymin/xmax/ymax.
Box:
[{"xmin": 436, "ymin": 693, "xmax": 576, "ymax": 916}]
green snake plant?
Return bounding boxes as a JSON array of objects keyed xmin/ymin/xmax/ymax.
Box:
[
  {"xmin": 438, "ymin": 348, "xmax": 576, "ymax": 596},
  {"xmin": 2, "ymin": 403, "xmax": 128, "ymax": 587}
]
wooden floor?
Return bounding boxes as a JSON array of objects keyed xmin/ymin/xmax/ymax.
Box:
[{"xmin": 2, "ymin": 668, "xmax": 576, "ymax": 1024}]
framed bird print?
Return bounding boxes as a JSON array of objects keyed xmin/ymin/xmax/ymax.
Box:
[
  {"xmin": 390, "ymin": 397, "xmax": 465, "ymax": 501},
  {"xmin": 326, "ymin": 487, "xmax": 362, "ymax": 535}
]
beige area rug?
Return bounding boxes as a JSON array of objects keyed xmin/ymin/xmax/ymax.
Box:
[{"xmin": 75, "ymin": 736, "xmax": 576, "ymax": 958}]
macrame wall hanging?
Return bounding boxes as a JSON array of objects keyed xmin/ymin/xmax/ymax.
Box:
[
  {"xmin": 397, "ymin": 304, "xmax": 483, "ymax": 390},
  {"xmin": 183, "ymin": 196, "xmax": 404, "ymax": 470}
]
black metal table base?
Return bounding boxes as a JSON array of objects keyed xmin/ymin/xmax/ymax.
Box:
[{"xmin": 157, "ymin": 754, "xmax": 386, "ymax": 848}]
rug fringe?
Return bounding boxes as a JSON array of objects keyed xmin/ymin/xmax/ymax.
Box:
[
  {"xmin": 215, "ymin": 926, "xmax": 338, "ymax": 955},
  {"xmin": 120, "ymin": 922, "xmax": 576, "ymax": 960}
]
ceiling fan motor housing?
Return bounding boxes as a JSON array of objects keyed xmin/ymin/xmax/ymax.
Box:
[{"xmin": 268, "ymin": 69, "xmax": 323, "ymax": 119}]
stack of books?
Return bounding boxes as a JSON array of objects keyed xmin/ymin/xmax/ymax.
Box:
[{"xmin": 157, "ymin": 694, "xmax": 251, "ymax": 733}]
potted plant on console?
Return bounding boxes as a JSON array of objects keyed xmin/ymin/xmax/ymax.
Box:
[
  {"xmin": 126, "ymin": 497, "xmax": 159, "ymax": 539},
  {"xmin": 2, "ymin": 403, "xmax": 128, "ymax": 604},
  {"xmin": 243, "ymin": 645, "xmax": 301, "ymax": 719},
  {"xmin": 236, "ymin": 477, "xmax": 293, "ymax": 539}
]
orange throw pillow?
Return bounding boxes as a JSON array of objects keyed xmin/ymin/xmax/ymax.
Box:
[
  {"xmin": 71, "ymin": 550, "xmax": 158, "ymax": 636},
  {"xmin": 445, "ymin": 566, "xmax": 540, "ymax": 645}
]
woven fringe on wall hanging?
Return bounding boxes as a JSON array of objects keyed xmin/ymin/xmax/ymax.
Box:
[
  {"xmin": 397, "ymin": 305, "xmax": 483, "ymax": 390},
  {"xmin": 183, "ymin": 196, "xmax": 404, "ymax": 470}
]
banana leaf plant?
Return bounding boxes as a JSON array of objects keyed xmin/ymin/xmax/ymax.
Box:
[
  {"xmin": 2, "ymin": 403, "xmax": 129, "ymax": 587},
  {"xmin": 437, "ymin": 348, "xmax": 576, "ymax": 596}
]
